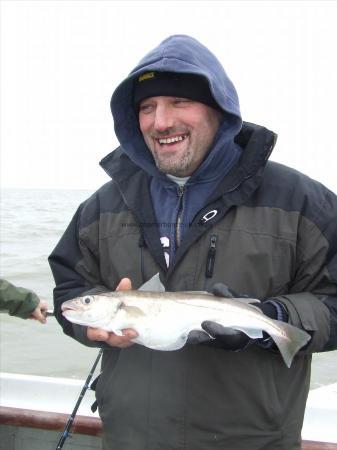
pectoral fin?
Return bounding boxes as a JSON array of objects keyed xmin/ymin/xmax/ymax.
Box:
[
  {"xmin": 122, "ymin": 305, "xmax": 146, "ymax": 318},
  {"xmin": 112, "ymin": 329, "xmax": 123, "ymax": 336}
]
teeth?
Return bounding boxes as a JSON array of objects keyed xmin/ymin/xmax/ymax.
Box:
[{"xmin": 158, "ymin": 135, "xmax": 185, "ymax": 144}]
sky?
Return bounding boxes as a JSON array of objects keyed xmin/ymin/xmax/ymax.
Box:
[{"xmin": 1, "ymin": 0, "xmax": 337, "ymax": 192}]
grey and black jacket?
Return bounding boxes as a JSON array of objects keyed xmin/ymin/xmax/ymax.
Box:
[{"xmin": 49, "ymin": 35, "xmax": 337, "ymax": 450}]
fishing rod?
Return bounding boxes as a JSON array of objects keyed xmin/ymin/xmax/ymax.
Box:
[{"xmin": 55, "ymin": 348, "xmax": 103, "ymax": 450}]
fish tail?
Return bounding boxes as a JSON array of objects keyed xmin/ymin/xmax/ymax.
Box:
[{"xmin": 268, "ymin": 322, "xmax": 311, "ymax": 368}]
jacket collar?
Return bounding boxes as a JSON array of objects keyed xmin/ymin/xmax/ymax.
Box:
[{"xmin": 100, "ymin": 122, "xmax": 277, "ymax": 196}]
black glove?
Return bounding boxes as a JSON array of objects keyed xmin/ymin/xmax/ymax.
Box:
[
  {"xmin": 186, "ymin": 283, "xmax": 251, "ymax": 349},
  {"xmin": 187, "ymin": 283, "xmax": 288, "ymax": 351},
  {"xmin": 203, "ymin": 283, "xmax": 254, "ymax": 350}
]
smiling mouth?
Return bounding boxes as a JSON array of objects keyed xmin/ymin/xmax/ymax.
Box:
[{"xmin": 157, "ymin": 134, "xmax": 188, "ymax": 145}]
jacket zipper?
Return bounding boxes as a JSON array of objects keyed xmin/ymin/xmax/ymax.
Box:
[
  {"xmin": 138, "ymin": 234, "xmax": 146, "ymax": 283},
  {"xmin": 175, "ymin": 185, "xmax": 185, "ymax": 248},
  {"xmin": 205, "ymin": 234, "xmax": 217, "ymax": 278}
]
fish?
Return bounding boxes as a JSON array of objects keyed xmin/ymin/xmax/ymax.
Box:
[{"xmin": 61, "ymin": 274, "xmax": 311, "ymax": 367}]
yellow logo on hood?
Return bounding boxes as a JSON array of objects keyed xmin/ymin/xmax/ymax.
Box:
[{"xmin": 138, "ymin": 72, "xmax": 155, "ymax": 82}]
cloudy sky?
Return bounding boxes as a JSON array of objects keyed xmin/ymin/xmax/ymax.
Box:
[{"xmin": 1, "ymin": 1, "xmax": 337, "ymax": 192}]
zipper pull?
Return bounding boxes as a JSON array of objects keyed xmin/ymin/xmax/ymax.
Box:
[
  {"xmin": 177, "ymin": 185, "xmax": 185, "ymax": 197},
  {"xmin": 206, "ymin": 235, "xmax": 217, "ymax": 278}
]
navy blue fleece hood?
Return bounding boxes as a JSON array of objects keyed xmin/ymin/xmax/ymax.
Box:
[
  {"xmin": 109, "ymin": 35, "xmax": 243, "ymax": 264},
  {"xmin": 110, "ymin": 34, "xmax": 242, "ymax": 182}
]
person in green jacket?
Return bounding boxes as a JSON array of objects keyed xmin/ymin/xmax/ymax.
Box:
[{"xmin": 0, "ymin": 279, "xmax": 48, "ymax": 323}]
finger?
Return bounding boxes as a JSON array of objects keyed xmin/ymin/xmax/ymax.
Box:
[
  {"xmin": 187, "ymin": 330, "xmax": 212, "ymax": 344},
  {"xmin": 106, "ymin": 328, "xmax": 138, "ymax": 347},
  {"xmin": 107, "ymin": 328, "xmax": 138, "ymax": 348},
  {"xmin": 39, "ymin": 299, "xmax": 49, "ymax": 309},
  {"xmin": 37, "ymin": 313, "xmax": 47, "ymax": 324},
  {"xmin": 212, "ymin": 284, "xmax": 235, "ymax": 298},
  {"xmin": 116, "ymin": 278, "xmax": 132, "ymax": 291},
  {"xmin": 201, "ymin": 321, "xmax": 243, "ymax": 337},
  {"xmin": 31, "ymin": 309, "xmax": 47, "ymax": 324},
  {"xmin": 87, "ymin": 327, "xmax": 138, "ymax": 348},
  {"xmin": 87, "ymin": 327, "xmax": 110, "ymax": 342},
  {"xmin": 106, "ymin": 336, "xmax": 135, "ymax": 348}
]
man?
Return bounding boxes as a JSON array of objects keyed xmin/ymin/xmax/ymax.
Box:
[
  {"xmin": 0, "ymin": 278, "xmax": 48, "ymax": 323},
  {"xmin": 49, "ymin": 35, "xmax": 337, "ymax": 450}
]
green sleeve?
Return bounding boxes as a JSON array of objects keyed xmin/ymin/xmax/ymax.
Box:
[{"xmin": 0, "ymin": 279, "xmax": 40, "ymax": 319}]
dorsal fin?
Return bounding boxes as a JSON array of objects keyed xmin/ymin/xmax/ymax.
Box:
[{"xmin": 138, "ymin": 273, "xmax": 166, "ymax": 292}]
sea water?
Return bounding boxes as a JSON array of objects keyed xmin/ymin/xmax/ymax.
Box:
[
  {"xmin": 0, "ymin": 188, "xmax": 99, "ymax": 379},
  {"xmin": 0, "ymin": 188, "xmax": 336, "ymax": 387}
]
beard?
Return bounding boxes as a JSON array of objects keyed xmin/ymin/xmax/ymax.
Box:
[{"xmin": 152, "ymin": 147, "xmax": 194, "ymax": 177}]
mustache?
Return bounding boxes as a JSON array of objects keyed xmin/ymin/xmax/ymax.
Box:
[{"xmin": 150, "ymin": 128, "xmax": 189, "ymax": 139}]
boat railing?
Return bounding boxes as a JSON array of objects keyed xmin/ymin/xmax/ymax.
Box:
[{"xmin": 1, "ymin": 372, "xmax": 337, "ymax": 449}]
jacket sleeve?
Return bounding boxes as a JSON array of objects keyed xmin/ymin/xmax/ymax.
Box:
[
  {"xmin": 48, "ymin": 199, "xmax": 109, "ymax": 347},
  {"xmin": 0, "ymin": 279, "xmax": 39, "ymax": 318},
  {"xmin": 274, "ymin": 188, "xmax": 337, "ymax": 353}
]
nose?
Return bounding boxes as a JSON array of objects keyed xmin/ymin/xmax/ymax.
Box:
[{"xmin": 153, "ymin": 104, "xmax": 174, "ymax": 132}]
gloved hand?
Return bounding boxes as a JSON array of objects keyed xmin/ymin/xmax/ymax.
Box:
[
  {"xmin": 187, "ymin": 283, "xmax": 288, "ymax": 351},
  {"xmin": 186, "ymin": 283, "xmax": 251, "ymax": 349},
  {"xmin": 187, "ymin": 325, "xmax": 259, "ymax": 349}
]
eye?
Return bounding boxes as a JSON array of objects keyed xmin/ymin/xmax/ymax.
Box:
[
  {"xmin": 173, "ymin": 98, "xmax": 192, "ymax": 106},
  {"xmin": 82, "ymin": 296, "xmax": 93, "ymax": 305},
  {"xmin": 139, "ymin": 103, "xmax": 154, "ymax": 114}
]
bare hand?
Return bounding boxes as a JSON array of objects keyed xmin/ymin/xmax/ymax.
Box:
[
  {"xmin": 29, "ymin": 299, "xmax": 49, "ymax": 324},
  {"xmin": 87, "ymin": 278, "xmax": 138, "ymax": 348}
]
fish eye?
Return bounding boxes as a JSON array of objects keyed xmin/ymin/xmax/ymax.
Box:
[{"xmin": 82, "ymin": 296, "xmax": 93, "ymax": 304}]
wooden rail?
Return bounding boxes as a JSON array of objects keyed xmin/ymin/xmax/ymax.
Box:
[
  {"xmin": 303, "ymin": 443, "xmax": 337, "ymax": 450},
  {"xmin": 1, "ymin": 406, "xmax": 336, "ymax": 449},
  {"xmin": 0, "ymin": 406, "xmax": 102, "ymax": 436}
]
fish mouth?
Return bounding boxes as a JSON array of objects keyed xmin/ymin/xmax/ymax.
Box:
[
  {"xmin": 61, "ymin": 304, "xmax": 78, "ymax": 313},
  {"xmin": 61, "ymin": 308, "xmax": 79, "ymax": 320}
]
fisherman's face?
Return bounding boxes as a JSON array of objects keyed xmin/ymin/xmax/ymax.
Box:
[{"xmin": 138, "ymin": 96, "xmax": 222, "ymax": 177}]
